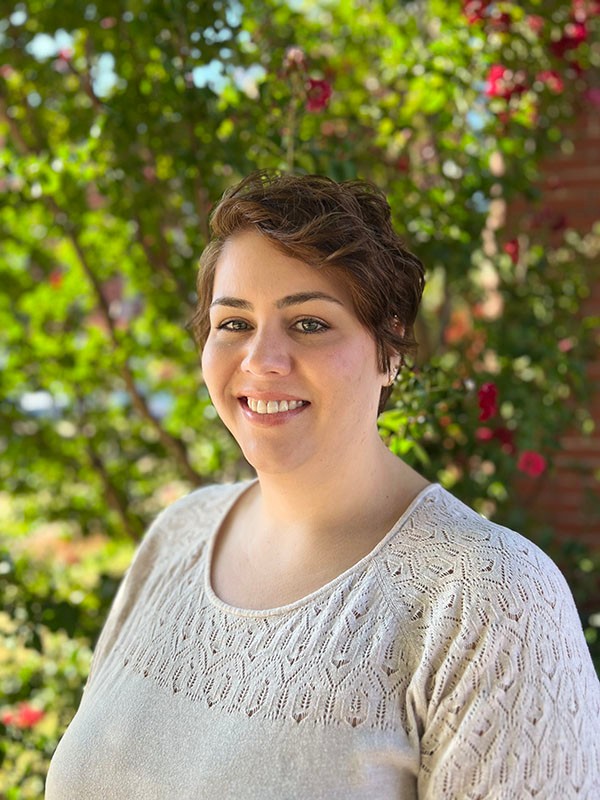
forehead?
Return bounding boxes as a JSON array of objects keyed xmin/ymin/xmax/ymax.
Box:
[{"xmin": 211, "ymin": 230, "xmax": 355, "ymax": 306}]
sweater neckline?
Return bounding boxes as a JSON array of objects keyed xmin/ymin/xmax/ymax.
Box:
[{"xmin": 203, "ymin": 480, "xmax": 440, "ymax": 618}]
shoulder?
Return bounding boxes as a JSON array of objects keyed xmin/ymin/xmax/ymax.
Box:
[
  {"xmin": 391, "ymin": 487, "xmax": 600, "ymax": 796},
  {"xmin": 135, "ymin": 481, "xmax": 252, "ymax": 561},
  {"xmin": 379, "ymin": 484, "xmax": 579, "ymax": 634}
]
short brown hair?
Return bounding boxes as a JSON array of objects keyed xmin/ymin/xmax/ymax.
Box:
[{"xmin": 190, "ymin": 170, "xmax": 425, "ymax": 412}]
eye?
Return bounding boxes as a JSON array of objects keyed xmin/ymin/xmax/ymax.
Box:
[
  {"xmin": 293, "ymin": 318, "xmax": 329, "ymax": 334},
  {"xmin": 217, "ymin": 319, "xmax": 251, "ymax": 332}
]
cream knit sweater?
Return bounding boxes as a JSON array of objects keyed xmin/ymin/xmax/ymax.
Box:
[{"xmin": 46, "ymin": 482, "xmax": 600, "ymax": 799}]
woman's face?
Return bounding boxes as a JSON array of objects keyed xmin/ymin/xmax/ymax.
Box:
[{"xmin": 201, "ymin": 229, "xmax": 388, "ymax": 477}]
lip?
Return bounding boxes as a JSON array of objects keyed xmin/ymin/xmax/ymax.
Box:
[{"xmin": 237, "ymin": 396, "xmax": 310, "ymax": 426}]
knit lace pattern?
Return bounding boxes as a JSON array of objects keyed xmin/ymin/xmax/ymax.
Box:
[{"xmin": 89, "ymin": 482, "xmax": 600, "ymax": 798}]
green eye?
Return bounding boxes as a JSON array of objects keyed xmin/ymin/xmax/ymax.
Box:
[
  {"xmin": 295, "ymin": 318, "xmax": 328, "ymax": 333},
  {"xmin": 218, "ymin": 319, "xmax": 249, "ymax": 331}
]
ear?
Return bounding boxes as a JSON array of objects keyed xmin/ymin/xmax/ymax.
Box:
[
  {"xmin": 383, "ymin": 356, "xmax": 403, "ymax": 386},
  {"xmin": 384, "ymin": 317, "xmax": 405, "ymax": 384}
]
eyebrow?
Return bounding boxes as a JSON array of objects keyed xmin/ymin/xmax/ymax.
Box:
[{"xmin": 209, "ymin": 291, "xmax": 344, "ymax": 310}]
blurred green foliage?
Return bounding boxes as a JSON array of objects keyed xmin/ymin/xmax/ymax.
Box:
[{"xmin": 1, "ymin": 0, "xmax": 599, "ymax": 795}]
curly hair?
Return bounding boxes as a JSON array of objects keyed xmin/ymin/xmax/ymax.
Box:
[{"xmin": 190, "ymin": 170, "xmax": 425, "ymax": 412}]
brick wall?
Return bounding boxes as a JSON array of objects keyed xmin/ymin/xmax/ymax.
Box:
[{"xmin": 513, "ymin": 106, "xmax": 600, "ymax": 550}]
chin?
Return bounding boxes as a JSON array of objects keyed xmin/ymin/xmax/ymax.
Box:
[{"xmin": 240, "ymin": 443, "xmax": 313, "ymax": 477}]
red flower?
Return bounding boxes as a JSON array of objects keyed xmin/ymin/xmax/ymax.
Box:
[
  {"xmin": 462, "ymin": 0, "xmax": 491, "ymax": 24},
  {"xmin": 485, "ymin": 65, "xmax": 527, "ymax": 99},
  {"xmin": 478, "ymin": 382, "xmax": 498, "ymax": 422},
  {"xmin": 476, "ymin": 426, "xmax": 495, "ymax": 441},
  {"xmin": 527, "ymin": 15, "xmax": 545, "ymax": 33},
  {"xmin": 489, "ymin": 10, "xmax": 512, "ymax": 31},
  {"xmin": 476, "ymin": 425, "xmax": 515, "ymax": 453},
  {"xmin": 305, "ymin": 78, "xmax": 332, "ymax": 112},
  {"xmin": 517, "ymin": 450, "xmax": 547, "ymax": 477},
  {"xmin": 493, "ymin": 426, "xmax": 516, "ymax": 454},
  {"xmin": 537, "ymin": 70, "xmax": 565, "ymax": 94},
  {"xmin": 573, "ymin": 0, "xmax": 600, "ymax": 20},
  {"xmin": 58, "ymin": 48, "xmax": 73, "ymax": 61},
  {"xmin": 503, "ymin": 239, "xmax": 519, "ymax": 264},
  {"xmin": 551, "ymin": 21, "xmax": 587, "ymax": 57},
  {"xmin": 2, "ymin": 702, "xmax": 45, "ymax": 729}
]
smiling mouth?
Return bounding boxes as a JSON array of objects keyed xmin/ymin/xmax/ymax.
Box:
[{"xmin": 244, "ymin": 397, "xmax": 309, "ymax": 415}]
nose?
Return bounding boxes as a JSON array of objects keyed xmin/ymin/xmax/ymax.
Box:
[{"xmin": 241, "ymin": 326, "xmax": 292, "ymax": 376}]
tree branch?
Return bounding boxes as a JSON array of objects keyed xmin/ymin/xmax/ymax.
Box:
[{"xmin": 85, "ymin": 445, "xmax": 144, "ymax": 539}]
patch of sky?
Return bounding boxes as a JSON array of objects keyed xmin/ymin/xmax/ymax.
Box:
[
  {"xmin": 226, "ymin": 0, "xmax": 243, "ymax": 27},
  {"xmin": 192, "ymin": 60, "xmax": 228, "ymax": 93},
  {"xmin": 10, "ymin": 8, "xmax": 27, "ymax": 25},
  {"xmin": 203, "ymin": 25, "xmax": 233, "ymax": 44},
  {"xmin": 466, "ymin": 109, "xmax": 486, "ymax": 131},
  {"xmin": 20, "ymin": 390, "xmax": 69, "ymax": 417},
  {"xmin": 92, "ymin": 52, "xmax": 119, "ymax": 97},
  {"xmin": 232, "ymin": 63, "xmax": 266, "ymax": 99},
  {"xmin": 193, "ymin": 58, "xmax": 265, "ymax": 98},
  {"xmin": 26, "ymin": 29, "xmax": 73, "ymax": 60},
  {"xmin": 148, "ymin": 391, "xmax": 173, "ymax": 419},
  {"xmin": 468, "ymin": 190, "xmax": 490, "ymax": 213}
]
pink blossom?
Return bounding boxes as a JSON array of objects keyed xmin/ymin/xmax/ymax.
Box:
[
  {"xmin": 476, "ymin": 425, "xmax": 515, "ymax": 453},
  {"xmin": 489, "ymin": 10, "xmax": 512, "ymax": 31},
  {"xmin": 551, "ymin": 21, "xmax": 587, "ymax": 57},
  {"xmin": 573, "ymin": 0, "xmax": 600, "ymax": 21},
  {"xmin": 100, "ymin": 17, "xmax": 117, "ymax": 29},
  {"xmin": 503, "ymin": 239, "xmax": 519, "ymax": 264},
  {"xmin": 305, "ymin": 78, "xmax": 332, "ymax": 112},
  {"xmin": 558, "ymin": 337, "xmax": 575, "ymax": 352},
  {"xmin": 517, "ymin": 450, "xmax": 547, "ymax": 477},
  {"xmin": 0, "ymin": 64, "xmax": 15, "ymax": 79},
  {"xmin": 476, "ymin": 426, "xmax": 495, "ymax": 441},
  {"xmin": 284, "ymin": 47, "xmax": 306, "ymax": 72},
  {"xmin": 585, "ymin": 88, "xmax": 600, "ymax": 107},
  {"xmin": 478, "ymin": 382, "xmax": 498, "ymax": 422},
  {"xmin": 485, "ymin": 65, "xmax": 527, "ymax": 99},
  {"xmin": 58, "ymin": 48, "xmax": 73, "ymax": 61},
  {"xmin": 462, "ymin": 0, "xmax": 491, "ymax": 24},
  {"xmin": 537, "ymin": 70, "xmax": 565, "ymax": 94},
  {"xmin": 527, "ymin": 15, "xmax": 545, "ymax": 33}
]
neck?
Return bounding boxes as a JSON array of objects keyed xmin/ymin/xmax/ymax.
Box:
[{"xmin": 250, "ymin": 436, "xmax": 426, "ymax": 555}]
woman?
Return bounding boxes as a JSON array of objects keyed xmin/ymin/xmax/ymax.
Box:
[{"xmin": 46, "ymin": 172, "xmax": 599, "ymax": 799}]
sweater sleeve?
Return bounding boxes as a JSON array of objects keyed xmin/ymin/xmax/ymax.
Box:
[{"xmin": 412, "ymin": 547, "xmax": 600, "ymax": 799}]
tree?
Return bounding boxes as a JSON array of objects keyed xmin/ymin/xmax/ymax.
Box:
[{"xmin": 1, "ymin": 1, "xmax": 599, "ymax": 794}]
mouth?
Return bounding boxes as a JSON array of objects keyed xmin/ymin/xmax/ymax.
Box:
[{"xmin": 241, "ymin": 397, "xmax": 310, "ymax": 415}]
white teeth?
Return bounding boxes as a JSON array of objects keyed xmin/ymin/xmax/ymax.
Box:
[{"xmin": 246, "ymin": 398, "xmax": 305, "ymax": 414}]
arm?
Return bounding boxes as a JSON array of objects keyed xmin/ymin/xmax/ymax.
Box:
[{"xmin": 415, "ymin": 559, "xmax": 600, "ymax": 799}]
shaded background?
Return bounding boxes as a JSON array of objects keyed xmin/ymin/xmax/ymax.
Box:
[{"xmin": 1, "ymin": 1, "xmax": 599, "ymax": 796}]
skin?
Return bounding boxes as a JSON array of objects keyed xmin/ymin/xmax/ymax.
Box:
[{"xmin": 201, "ymin": 229, "xmax": 429, "ymax": 609}]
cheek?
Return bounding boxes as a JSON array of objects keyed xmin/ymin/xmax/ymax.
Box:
[
  {"xmin": 325, "ymin": 342, "xmax": 381, "ymax": 386},
  {"xmin": 201, "ymin": 341, "xmax": 228, "ymax": 393}
]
